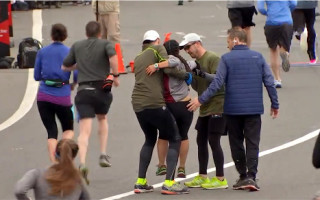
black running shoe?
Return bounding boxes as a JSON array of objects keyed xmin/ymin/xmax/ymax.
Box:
[{"xmin": 233, "ymin": 178, "xmax": 260, "ymax": 191}]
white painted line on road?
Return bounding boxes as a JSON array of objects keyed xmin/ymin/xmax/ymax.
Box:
[
  {"xmin": 32, "ymin": 10, "xmax": 43, "ymax": 42},
  {"xmin": 0, "ymin": 10, "xmax": 41, "ymax": 132},
  {"xmin": 175, "ymin": 32, "xmax": 186, "ymax": 36},
  {"xmin": 101, "ymin": 129, "xmax": 319, "ymax": 200},
  {"xmin": 200, "ymin": 15, "xmax": 215, "ymax": 19},
  {"xmin": 215, "ymin": 4, "xmax": 222, "ymax": 10}
]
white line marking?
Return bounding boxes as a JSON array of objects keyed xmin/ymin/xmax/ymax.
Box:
[
  {"xmin": 175, "ymin": 32, "xmax": 186, "ymax": 36},
  {"xmin": 200, "ymin": 15, "xmax": 215, "ymax": 19},
  {"xmin": 101, "ymin": 129, "xmax": 320, "ymax": 200},
  {"xmin": 0, "ymin": 10, "xmax": 41, "ymax": 132}
]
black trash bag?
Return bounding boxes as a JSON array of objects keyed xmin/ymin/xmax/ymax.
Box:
[{"xmin": 0, "ymin": 57, "xmax": 14, "ymax": 69}]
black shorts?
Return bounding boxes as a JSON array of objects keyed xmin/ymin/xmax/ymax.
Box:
[
  {"xmin": 228, "ymin": 6, "xmax": 256, "ymax": 28},
  {"xmin": 75, "ymin": 89, "xmax": 113, "ymax": 119},
  {"xmin": 166, "ymin": 101, "xmax": 193, "ymax": 141},
  {"xmin": 264, "ymin": 24, "xmax": 293, "ymax": 51},
  {"xmin": 135, "ymin": 106, "xmax": 180, "ymax": 142},
  {"xmin": 37, "ymin": 101, "xmax": 74, "ymax": 139},
  {"xmin": 195, "ymin": 114, "xmax": 227, "ymax": 135}
]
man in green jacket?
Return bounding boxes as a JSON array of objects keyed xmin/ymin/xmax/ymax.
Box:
[{"xmin": 180, "ymin": 33, "xmax": 228, "ymax": 190}]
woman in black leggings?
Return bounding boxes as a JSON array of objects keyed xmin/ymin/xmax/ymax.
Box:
[
  {"xmin": 154, "ymin": 40, "xmax": 194, "ymax": 178},
  {"xmin": 34, "ymin": 24, "xmax": 76, "ymax": 163}
]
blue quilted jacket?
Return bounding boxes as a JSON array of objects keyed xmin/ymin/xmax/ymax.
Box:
[{"xmin": 199, "ymin": 45, "xmax": 279, "ymax": 115}]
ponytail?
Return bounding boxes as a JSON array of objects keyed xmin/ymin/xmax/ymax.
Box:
[
  {"xmin": 164, "ymin": 39, "xmax": 192, "ymax": 72},
  {"xmin": 45, "ymin": 139, "xmax": 81, "ymax": 196},
  {"xmin": 175, "ymin": 53, "xmax": 192, "ymax": 72}
]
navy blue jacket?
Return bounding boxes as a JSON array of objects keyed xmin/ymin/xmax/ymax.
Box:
[{"xmin": 199, "ymin": 45, "xmax": 279, "ymax": 115}]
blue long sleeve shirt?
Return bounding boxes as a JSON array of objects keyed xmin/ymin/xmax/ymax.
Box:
[
  {"xmin": 34, "ymin": 42, "xmax": 75, "ymax": 97},
  {"xmin": 199, "ymin": 45, "xmax": 279, "ymax": 115},
  {"xmin": 258, "ymin": 0, "xmax": 297, "ymax": 25}
]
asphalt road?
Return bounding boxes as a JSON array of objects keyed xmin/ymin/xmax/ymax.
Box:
[{"xmin": 1, "ymin": 2, "xmax": 320, "ymax": 200}]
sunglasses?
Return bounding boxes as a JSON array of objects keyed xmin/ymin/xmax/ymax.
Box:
[{"xmin": 183, "ymin": 42, "xmax": 196, "ymax": 50}]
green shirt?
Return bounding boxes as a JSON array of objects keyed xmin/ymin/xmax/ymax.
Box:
[
  {"xmin": 131, "ymin": 44, "xmax": 169, "ymax": 112},
  {"xmin": 191, "ymin": 51, "xmax": 225, "ymax": 117}
]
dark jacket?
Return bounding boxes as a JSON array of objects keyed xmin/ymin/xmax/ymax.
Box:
[
  {"xmin": 199, "ymin": 45, "xmax": 279, "ymax": 115},
  {"xmin": 296, "ymin": 0, "xmax": 317, "ymax": 9}
]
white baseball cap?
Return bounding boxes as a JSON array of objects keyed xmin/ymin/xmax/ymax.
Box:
[
  {"xmin": 143, "ymin": 30, "xmax": 160, "ymax": 42},
  {"xmin": 179, "ymin": 33, "xmax": 202, "ymax": 47}
]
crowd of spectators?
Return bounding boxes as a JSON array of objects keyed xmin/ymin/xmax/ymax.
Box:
[{"xmin": 11, "ymin": 1, "xmax": 91, "ymax": 11}]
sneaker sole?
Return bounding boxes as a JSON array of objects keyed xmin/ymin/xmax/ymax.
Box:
[
  {"xmin": 243, "ymin": 185, "xmax": 260, "ymax": 191},
  {"xmin": 156, "ymin": 171, "xmax": 167, "ymax": 176},
  {"xmin": 202, "ymin": 186, "xmax": 229, "ymax": 190},
  {"xmin": 233, "ymin": 186, "xmax": 244, "ymax": 190},
  {"xmin": 177, "ymin": 174, "xmax": 186, "ymax": 178},
  {"xmin": 161, "ymin": 190, "xmax": 189, "ymax": 195},
  {"xmin": 134, "ymin": 189, "xmax": 154, "ymax": 194},
  {"xmin": 99, "ymin": 162, "xmax": 111, "ymax": 167},
  {"xmin": 233, "ymin": 185, "xmax": 259, "ymax": 191},
  {"xmin": 275, "ymin": 84, "xmax": 282, "ymax": 88},
  {"xmin": 184, "ymin": 184, "xmax": 202, "ymax": 188},
  {"xmin": 280, "ymin": 52, "xmax": 290, "ymax": 72}
]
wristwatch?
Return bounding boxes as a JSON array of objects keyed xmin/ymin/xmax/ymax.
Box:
[
  {"xmin": 154, "ymin": 63, "xmax": 159, "ymax": 71},
  {"xmin": 110, "ymin": 73, "xmax": 120, "ymax": 77}
]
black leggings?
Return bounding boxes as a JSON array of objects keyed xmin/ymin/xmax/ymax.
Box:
[
  {"xmin": 195, "ymin": 115, "xmax": 225, "ymax": 176},
  {"xmin": 312, "ymin": 132, "xmax": 320, "ymax": 168},
  {"xmin": 37, "ymin": 101, "xmax": 74, "ymax": 139},
  {"xmin": 292, "ymin": 8, "xmax": 316, "ymax": 59},
  {"xmin": 166, "ymin": 101, "xmax": 193, "ymax": 141},
  {"xmin": 135, "ymin": 107, "xmax": 181, "ymax": 180}
]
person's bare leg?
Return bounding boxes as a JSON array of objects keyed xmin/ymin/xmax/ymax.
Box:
[
  {"xmin": 62, "ymin": 130, "xmax": 74, "ymax": 139},
  {"xmin": 78, "ymin": 118, "xmax": 93, "ymax": 165},
  {"xmin": 48, "ymin": 138, "xmax": 58, "ymax": 163},
  {"xmin": 157, "ymin": 139, "xmax": 168, "ymax": 166},
  {"xmin": 244, "ymin": 27, "xmax": 252, "ymax": 48},
  {"xmin": 179, "ymin": 139, "xmax": 189, "ymax": 168},
  {"xmin": 270, "ymin": 47, "xmax": 281, "ymax": 81},
  {"xmin": 97, "ymin": 114, "xmax": 108, "ymax": 155}
]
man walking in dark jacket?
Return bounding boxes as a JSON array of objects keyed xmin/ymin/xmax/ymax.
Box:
[{"xmin": 188, "ymin": 28, "xmax": 279, "ymax": 191}]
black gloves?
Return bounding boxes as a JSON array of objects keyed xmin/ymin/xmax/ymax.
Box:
[
  {"xmin": 102, "ymin": 78, "xmax": 113, "ymax": 92},
  {"xmin": 192, "ymin": 61, "xmax": 206, "ymax": 78}
]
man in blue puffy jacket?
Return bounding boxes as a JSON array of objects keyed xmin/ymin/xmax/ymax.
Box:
[{"xmin": 187, "ymin": 28, "xmax": 279, "ymax": 191}]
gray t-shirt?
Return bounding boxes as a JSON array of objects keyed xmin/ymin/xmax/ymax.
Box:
[
  {"xmin": 63, "ymin": 37, "xmax": 116, "ymax": 91},
  {"xmin": 14, "ymin": 168, "xmax": 90, "ymax": 200},
  {"xmin": 227, "ymin": 0, "xmax": 254, "ymax": 8}
]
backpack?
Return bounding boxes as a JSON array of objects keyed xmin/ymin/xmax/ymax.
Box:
[
  {"xmin": 16, "ymin": 37, "xmax": 42, "ymax": 69},
  {"xmin": 0, "ymin": 56, "xmax": 14, "ymax": 69}
]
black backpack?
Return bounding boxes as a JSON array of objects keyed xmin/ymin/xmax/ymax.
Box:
[{"xmin": 16, "ymin": 37, "xmax": 42, "ymax": 69}]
